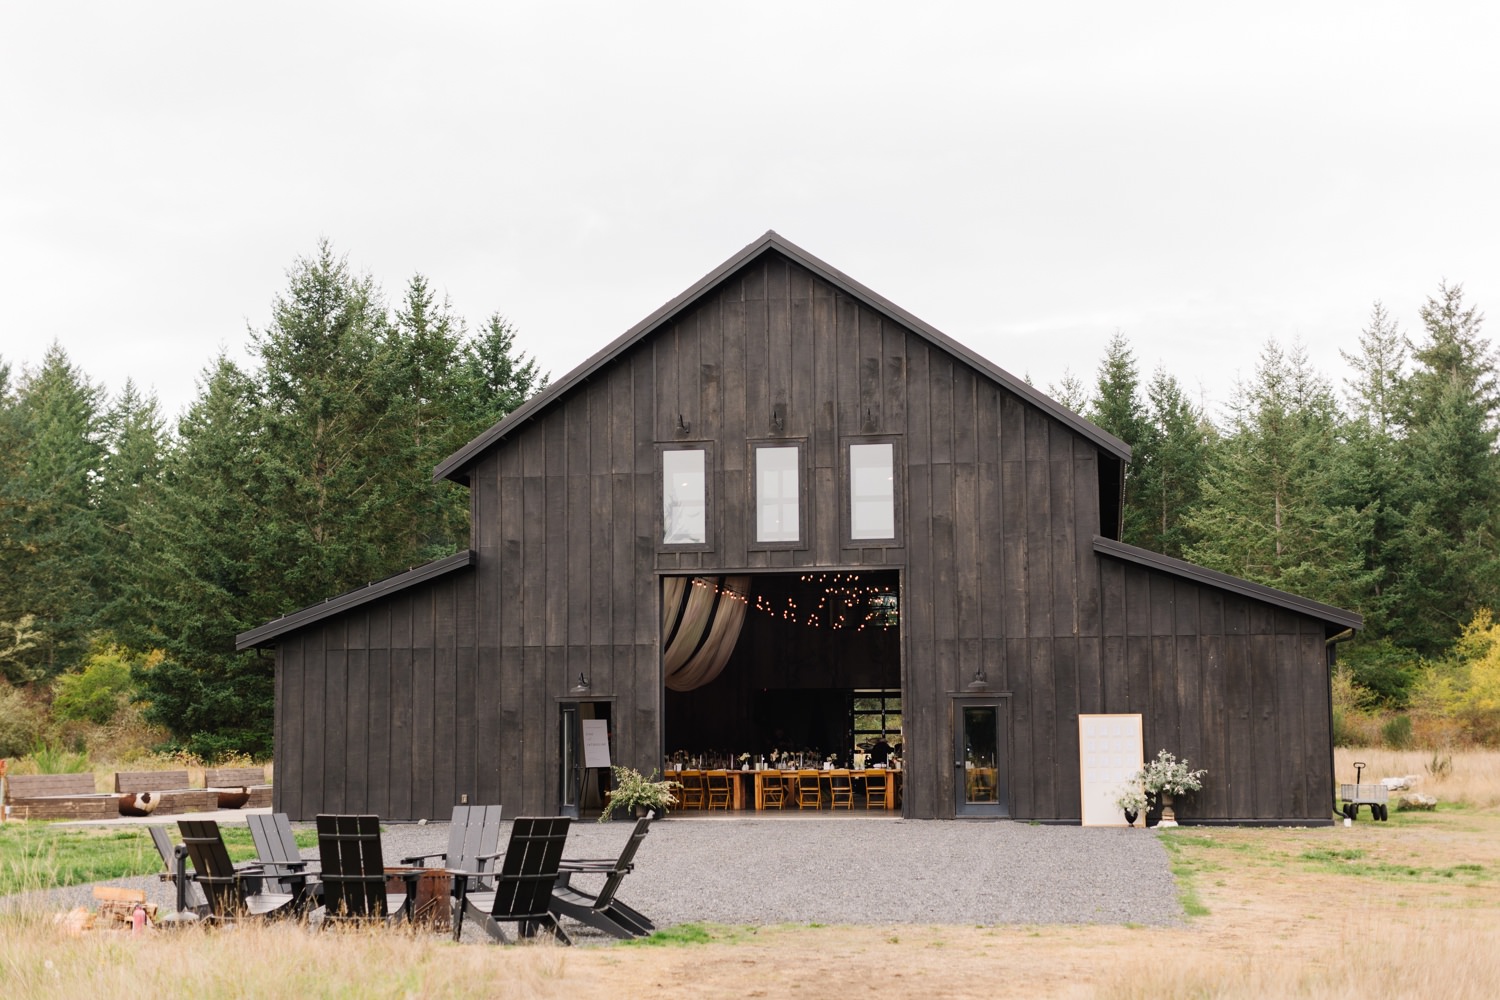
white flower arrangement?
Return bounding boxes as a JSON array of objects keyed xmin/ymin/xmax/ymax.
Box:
[
  {"xmin": 1114, "ymin": 783, "xmax": 1148, "ymax": 815},
  {"xmin": 1137, "ymin": 749, "xmax": 1206, "ymax": 799}
]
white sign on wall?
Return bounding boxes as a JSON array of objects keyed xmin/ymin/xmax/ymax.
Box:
[
  {"xmin": 1078, "ymin": 714, "xmax": 1144, "ymax": 827},
  {"xmin": 581, "ymin": 719, "xmax": 612, "ymax": 769}
]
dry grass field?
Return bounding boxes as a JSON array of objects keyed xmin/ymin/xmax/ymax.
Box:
[{"xmin": 3, "ymin": 748, "xmax": 1497, "ymax": 999}]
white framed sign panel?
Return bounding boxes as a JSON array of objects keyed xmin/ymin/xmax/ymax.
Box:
[{"xmin": 1078, "ymin": 714, "xmax": 1144, "ymax": 826}]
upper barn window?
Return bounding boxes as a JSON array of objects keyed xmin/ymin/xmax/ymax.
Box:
[
  {"xmin": 662, "ymin": 447, "xmax": 707, "ymax": 545},
  {"xmin": 849, "ymin": 442, "xmax": 896, "ymax": 540},
  {"xmin": 754, "ymin": 444, "xmax": 802, "ymax": 544}
]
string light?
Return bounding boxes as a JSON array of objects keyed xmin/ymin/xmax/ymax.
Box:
[{"xmin": 687, "ymin": 574, "xmax": 898, "ymax": 630}]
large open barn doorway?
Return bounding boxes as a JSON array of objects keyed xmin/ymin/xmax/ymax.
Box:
[{"xmin": 661, "ymin": 570, "xmax": 903, "ymax": 811}]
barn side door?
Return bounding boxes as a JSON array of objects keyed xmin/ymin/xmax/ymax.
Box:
[{"xmin": 953, "ymin": 697, "xmax": 1009, "ymax": 818}]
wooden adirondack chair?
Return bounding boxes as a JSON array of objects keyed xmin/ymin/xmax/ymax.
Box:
[
  {"xmin": 248, "ymin": 812, "xmax": 319, "ymax": 911},
  {"xmin": 148, "ymin": 825, "xmax": 208, "ymax": 917},
  {"xmin": 450, "ymin": 816, "xmax": 572, "ymax": 944},
  {"xmin": 400, "ymin": 803, "xmax": 503, "ymax": 894},
  {"xmin": 314, "ymin": 814, "xmax": 410, "ymax": 924},
  {"xmin": 177, "ymin": 819, "xmax": 297, "ymax": 921},
  {"xmin": 549, "ymin": 816, "xmax": 655, "ymax": 939}
]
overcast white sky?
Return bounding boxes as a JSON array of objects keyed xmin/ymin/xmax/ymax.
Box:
[{"xmin": 4, "ymin": 3, "xmax": 1498, "ymax": 425}]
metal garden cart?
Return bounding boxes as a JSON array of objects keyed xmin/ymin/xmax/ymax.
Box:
[{"xmin": 1339, "ymin": 760, "xmax": 1389, "ymax": 821}]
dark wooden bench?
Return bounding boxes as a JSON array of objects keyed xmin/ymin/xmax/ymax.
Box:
[
  {"xmin": 4, "ymin": 773, "xmax": 117, "ymax": 821},
  {"xmin": 114, "ymin": 770, "xmax": 219, "ymax": 815},
  {"xmin": 203, "ymin": 766, "xmax": 273, "ymax": 809}
]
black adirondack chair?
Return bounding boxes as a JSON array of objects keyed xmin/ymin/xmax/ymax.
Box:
[
  {"xmin": 148, "ymin": 825, "xmax": 208, "ymax": 918},
  {"xmin": 314, "ymin": 813, "xmax": 410, "ymax": 924},
  {"xmin": 177, "ymin": 819, "xmax": 297, "ymax": 921},
  {"xmin": 400, "ymin": 803, "xmax": 504, "ymax": 894},
  {"xmin": 549, "ymin": 816, "xmax": 655, "ymax": 939},
  {"xmin": 451, "ymin": 816, "xmax": 572, "ymax": 944}
]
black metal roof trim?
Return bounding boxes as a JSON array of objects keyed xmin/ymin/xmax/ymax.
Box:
[
  {"xmin": 433, "ymin": 231, "xmax": 1131, "ymax": 486},
  {"xmin": 1093, "ymin": 536, "xmax": 1364, "ymax": 631},
  {"xmin": 235, "ymin": 549, "xmax": 476, "ymax": 650}
]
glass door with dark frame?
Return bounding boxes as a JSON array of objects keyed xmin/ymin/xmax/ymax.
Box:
[
  {"xmin": 559, "ymin": 704, "xmax": 581, "ymax": 819},
  {"xmin": 559, "ymin": 700, "xmax": 613, "ymax": 819},
  {"xmin": 954, "ymin": 699, "xmax": 1009, "ymax": 817}
]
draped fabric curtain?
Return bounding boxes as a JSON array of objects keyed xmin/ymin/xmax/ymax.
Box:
[{"xmin": 661, "ymin": 575, "xmax": 752, "ymax": 691}]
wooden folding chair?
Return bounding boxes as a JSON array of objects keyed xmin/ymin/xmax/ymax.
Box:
[
  {"xmin": 796, "ymin": 769, "xmax": 822, "ymax": 809},
  {"xmin": 828, "ymin": 769, "xmax": 854, "ymax": 809},
  {"xmin": 676, "ymin": 771, "xmax": 705, "ymax": 810},
  {"xmin": 760, "ymin": 771, "xmax": 786, "ymax": 809},
  {"xmin": 705, "ymin": 770, "xmax": 732, "ymax": 810}
]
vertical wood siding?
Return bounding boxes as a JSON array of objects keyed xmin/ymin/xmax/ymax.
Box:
[{"xmin": 275, "ymin": 249, "xmax": 1336, "ymax": 824}]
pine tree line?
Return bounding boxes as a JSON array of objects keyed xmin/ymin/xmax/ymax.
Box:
[
  {"xmin": 0, "ymin": 242, "xmax": 544, "ymax": 758},
  {"xmin": 1072, "ymin": 282, "xmax": 1499, "ymax": 713},
  {"xmin": 4, "ymin": 259, "xmax": 1496, "ymax": 756}
]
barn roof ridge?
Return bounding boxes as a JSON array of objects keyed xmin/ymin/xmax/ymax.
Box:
[
  {"xmin": 1093, "ymin": 536, "xmax": 1364, "ymax": 631},
  {"xmin": 432, "ymin": 230, "xmax": 1130, "ymax": 485}
]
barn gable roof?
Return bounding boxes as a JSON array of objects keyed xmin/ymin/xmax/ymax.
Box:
[
  {"xmin": 235, "ymin": 549, "xmax": 475, "ymax": 649},
  {"xmin": 433, "ymin": 230, "xmax": 1130, "ymax": 486},
  {"xmin": 1093, "ymin": 536, "xmax": 1364, "ymax": 631}
]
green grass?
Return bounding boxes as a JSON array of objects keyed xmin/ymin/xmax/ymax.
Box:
[
  {"xmin": 623, "ymin": 922, "xmax": 757, "ymax": 947},
  {"xmin": 1157, "ymin": 833, "xmax": 1211, "ymax": 917},
  {"xmin": 1300, "ymin": 847, "xmax": 1367, "ymax": 863},
  {"xmin": 0, "ymin": 823, "xmax": 318, "ymax": 896},
  {"xmin": 1296, "ymin": 852, "xmax": 1490, "ymax": 884}
]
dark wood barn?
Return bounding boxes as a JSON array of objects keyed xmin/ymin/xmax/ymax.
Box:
[{"xmin": 239, "ymin": 231, "xmax": 1361, "ymax": 824}]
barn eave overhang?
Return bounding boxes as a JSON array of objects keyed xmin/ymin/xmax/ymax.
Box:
[
  {"xmin": 1092, "ymin": 536, "xmax": 1364, "ymax": 633},
  {"xmin": 234, "ymin": 549, "xmax": 476, "ymax": 650}
]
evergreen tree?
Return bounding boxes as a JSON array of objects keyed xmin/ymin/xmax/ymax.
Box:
[
  {"xmin": 462, "ymin": 313, "xmax": 547, "ymax": 424},
  {"xmin": 250, "ymin": 241, "xmax": 404, "ymax": 602},
  {"xmin": 0, "ymin": 345, "xmax": 107, "ymax": 678},
  {"xmin": 1385, "ymin": 282, "xmax": 1500, "ymax": 655},
  {"xmin": 383, "ymin": 275, "xmax": 474, "ymax": 560},
  {"xmin": 1048, "ymin": 368, "xmax": 1090, "ymax": 414},
  {"xmin": 1086, "ymin": 333, "xmax": 1153, "ymax": 546},
  {"xmin": 95, "ymin": 380, "xmax": 166, "ymax": 637},
  {"xmin": 1184, "ymin": 340, "xmax": 1377, "ymax": 611},
  {"xmin": 127, "ymin": 245, "xmax": 548, "ymax": 756},
  {"xmin": 1342, "ymin": 302, "xmax": 1407, "ymax": 437},
  {"xmin": 1132, "ymin": 367, "xmax": 1212, "ymax": 558},
  {"xmin": 1329, "ymin": 303, "xmax": 1407, "ymax": 637},
  {"xmin": 127, "ymin": 357, "xmax": 276, "ymax": 757}
]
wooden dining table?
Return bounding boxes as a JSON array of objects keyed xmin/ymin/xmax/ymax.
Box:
[{"xmin": 668, "ymin": 767, "xmax": 901, "ymax": 811}]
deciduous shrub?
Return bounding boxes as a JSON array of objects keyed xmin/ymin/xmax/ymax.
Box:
[
  {"xmin": 51, "ymin": 646, "xmax": 138, "ymax": 725},
  {"xmin": 0, "ymin": 683, "xmax": 44, "ymax": 758},
  {"xmin": 1382, "ymin": 714, "xmax": 1414, "ymax": 750}
]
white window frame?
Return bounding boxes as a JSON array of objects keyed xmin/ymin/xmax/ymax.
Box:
[
  {"xmin": 849, "ymin": 441, "xmax": 896, "ymax": 541},
  {"xmin": 660, "ymin": 445, "xmax": 711, "ymax": 549},
  {"xmin": 752, "ymin": 441, "xmax": 804, "ymax": 548}
]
